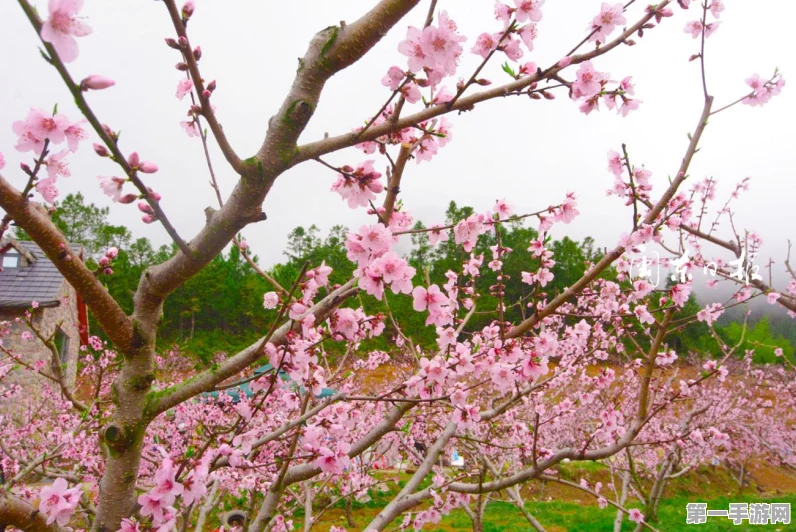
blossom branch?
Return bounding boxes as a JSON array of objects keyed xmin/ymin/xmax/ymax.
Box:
[
  {"xmin": 161, "ymin": 0, "xmax": 244, "ymax": 174},
  {"xmin": 295, "ymin": 0, "xmax": 671, "ymax": 163},
  {"xmin": 0, "ymin": 175, "xmax": 135, "ymax": 352},
  {"xmin": 507, "ymin": 94, "xmax": 713, "ymax": 338},
  {"xmin": 16, "ymin": 0, "xmax": 191, "ymax": 257}
]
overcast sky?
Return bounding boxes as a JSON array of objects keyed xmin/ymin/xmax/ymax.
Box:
[{"xmin": 1, "ymin": 1, "xmax": 794, "ymax": 292}]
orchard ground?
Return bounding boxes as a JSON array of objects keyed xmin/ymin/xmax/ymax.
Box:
[
  {"xmin": 212, "ymin": 460, "xmax": 796, "ymax": 531},
  {"xmin": 150, "ymin": 356, "xmax": 795, "ymax": 531}
]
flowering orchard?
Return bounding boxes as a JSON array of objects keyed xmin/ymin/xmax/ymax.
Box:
[{"xmin": 0, "ymin": 0, "xmax": 794, "ymax": 531}]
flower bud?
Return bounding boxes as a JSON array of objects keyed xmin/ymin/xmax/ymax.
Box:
[
  {"xmin": 93, "ymin": 143, "xmax": 109, "ymax": 157},
  {"xmin": 106, "ymin": 247, "xmax": 119, "ymax": 259},
  {"xmin": 202, "ymin": 89, "xmax": 211, "ymax": 99},
  {"xmin": 558, "ymin": 56, "xmax": 572, "ymax": 68},
  {"xmin": 181, "ymin": 1, "xmax": 195, "ymax": 19},
  {"xmin": 176, "ymin": 62, "xmax": 189, "ymax": 71},
  {"xmin": 178, "ymin": 36, "xmax": 188, "ymax": 48},
  {"xmin": 127, "ymin": 152, "xmax": 140, "ymax": 168},
  {"xmin": 475, "ymin": 78, "xmax": 492, "ymax": 86},
  {"xmin": 206, "ymin": 80, "xmax": 217, "ymax": 92},
  {"xmin": 20, "ymin": 162, "xmax": 32, "ymax": 174},
  {"xmin": 147, "ymin": 188, "xmax": 162, "ymax": 201},
  {"xmin": 165, "ymin": 37, "xmax": 180, "ymax": 49},
  {"xmin": 80, "ymin": 75, "xmax": 116, "ymax": 91},
  {"xmin": 193, "ymin": 46, "xmax": 202, "ymax": 61},
  {"xmin": 138, "ymin": 202, "xmax": 155, "ymax": 215},
  {"xmin": 138, "ymin": 161, "xmax": 159, "ymax": 174},
  {"xmin": 98, "ymin": 256, "xmax": 110, "ymax": 267},
  {"xmin": 104, "ymin": 268, "xmax": 114, "ymax": 275},
  {"xmin": 142, "ymin": 214, "xmax": 157, "ymax": 224},
  {"xmin": 118, "ymin": 194, "xmax": 138, "ymax": 204},
  {"xmin": 102, "ymin": 124, "xmax": 118, "ymax": 141}
]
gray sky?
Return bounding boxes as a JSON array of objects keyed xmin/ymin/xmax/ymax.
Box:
[{"xmin": 1, "ymin": 1, "xmax": 794, "ymax": 287}]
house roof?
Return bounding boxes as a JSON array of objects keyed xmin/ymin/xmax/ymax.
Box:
[{"xmin": 0, "ymin": 239, "xmax": 83, "ymax": 310}]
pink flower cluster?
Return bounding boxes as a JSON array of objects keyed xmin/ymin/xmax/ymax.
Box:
[
  {"xmin": 346, "ymin": 224, "xmax": 415, "ymax": 299},
  {"xmin": 38, "ymin": 478, "xmax": 82, "ymax": 526},
  {"xmin": 398, "ymin": 11, "xmax": 465, "ymax": 80},
  {"xmin": 683, "ymin": 1, "xmax": 725, "ymax": 39},
  {"xmin": 470, "ymin": 1, "xmax": 544, "ymax": 61},
  {"xmin": 330, "ymin": 160, "xmax": 384, "ymax": 208},
  {"xmin": 569, "ymin": 62, "xmax": 640, "ymax": 116},
  {"xmin": 743, "ymin": 73, "xmax": 786, "ymax": 107},
  {"xmin": 12, "ymin": 108, "xmax": 89, "ymax": 203},
  {"xmin": 137, "ymin": 454, "xmax": 184, "ymax": 527}
]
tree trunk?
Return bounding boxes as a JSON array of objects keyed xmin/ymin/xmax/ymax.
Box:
[
  {"xmin": 614, "ymin": 471, "xmax": 630, "ymax": 532},
  {"xmin": 303, "ymin": 481, "xmax": 313, "ymax": 532},
  {"xmin": 345, "ymin": 496, "xmax": 355, "ymax": 528},
  {"xmin": 92, "ymin": 328, "xmax": 155, "ymax": 531}
]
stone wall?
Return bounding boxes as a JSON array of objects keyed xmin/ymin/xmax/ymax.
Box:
[{"xmin": 0, "ymin": 279, "xmax": 81, "ymax": 390}]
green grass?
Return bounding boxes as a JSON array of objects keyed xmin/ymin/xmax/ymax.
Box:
[{"xmin": 424, "ymin": 494, "xmax": 796, "ymax": 532}]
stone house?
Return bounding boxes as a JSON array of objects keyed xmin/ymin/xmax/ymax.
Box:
[{"xmin": 0, "ymin": 239, "xmax": 88, "ymax": 388}]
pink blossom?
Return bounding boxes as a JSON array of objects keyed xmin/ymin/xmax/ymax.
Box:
[
  {"xmin": 150, "ymin": 457, "xmax": 183, "ymax": 505},
  {"xmin": 684, "ymin": 20, "xmax": 703, "ymax": 38},
  {"xmin": 38, "ymin": 478, "xmax": 82, "ymax": 526},
  {"xmin": 13, "ymin": 108, "xmax": 70, "ymax": 151},
  {"xmin": 628, "ymin": 508, "xmax": 644, "ymax": 523},
  {"xmin": 493, "ymin": 199, "xmax": 513, "ymax": 218},
  {"xmin": 180, "ymin": 120, "xmax": 200, "ymax": 137},
  {"xmin": 412, "ymin": 284, "xmax": 448, "ymax": 312},
  {"xmin": 36, "ymin": 177, "xmax": 60, "ymax": 204},
  {"xmin": 655, "ymin": 350, "xmax": 678, "ymax": 366},
  {"xmin": 634, "ymin": 304, "xmax": 655, "ymax": 325},
  {"xmin": 619, "ymin": 97, "xmax": 641, "ymax": 117},
  {"xmin": 555, "ymin": 193, "xmax": 580, "ymax": 224},
  {"xmin": 607, "ymin": 150, "xmax": 623, "ymax": 177},
  {"xmin": 502, "ymin": 37, "xmax": 524, "ymax": 61},
  {"xmin": 331, "ymin": 308, "xmax": 360, "ymax": 341},
  {"xmin": 590, "ymin": 3, "xmax": 626, "ymax": 44},
  {"xmin": 119, "ymin": 518, "xmax": 142, "ymax": 532},
  {"xmin": 40, "ymin": 0, "xmax": 92, "ymax": 63},
  {"xmin": 454, "ymin": 214, "xmax": 485, "ymax": 252},
  {"xmin": 572, "ymin": 61, "xmax": 607, "ymax": 100},
  {"xmin": 518, "ymin": 24, "xmax": 538, "ymax": 50},
  {"xmin": 381, "ymin": 66, "xmax": 405, "ymax": 90},
  {"xmin": 710, "ymin": 0, "xmax": 725, "ymax": 18},
  {"xmin": 64, "ymin": 121, "xmax": 88, "ymax": 152},
  {"xmin": 491, "ymin": 363, "xmax": 516, "ymax": 392},
  {"xmin": 398, "ymin": 12, "xmax": 464, "ymax": 77},
  {"xmin": 398, "ymin": 27, "xmax": 427, "ymax": 72},
  {"xmin": 472, "ymin": 33, "xmax": 498, "ymax": 59},
  {"xmin": 330, "ymin": 160, "xmax": 383, "ymax": 208},
  {"xmin": 428, "ymin": 225, "xmax": 449, "ymax": 245},
  {"xmin": 263, "ymin": 291, "xmax": 279, "ymax": 309},
  {"xmin": 670, "ymin": 283, "xmax": 692, "ymax": 307},
  {"xmin": 138, "ymin": 492, "xmax": 168, "ymax": 525},
  {"xmin": 514, "ymin": 0, "xmax": 544, "ymax": 23},
  {"xmin": 98, "ymin": 176, "xmax": 126, "ymax": 202},
  {"xmin": 697, "ymin": 303, "xmax": 724, "ymax": 325},
  {"xmin": 44, "ymin": 149, "xmax": 71, "ymax": 180},
  {"xmin": 176, "ymin": 79, "xmax": 194, "ymax": 100}
]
